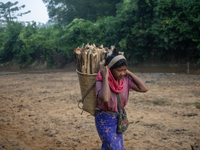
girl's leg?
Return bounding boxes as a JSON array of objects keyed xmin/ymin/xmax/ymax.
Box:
[{"xmin": 95, "ymin": 111, "xmax": 124, "ymax": 150}]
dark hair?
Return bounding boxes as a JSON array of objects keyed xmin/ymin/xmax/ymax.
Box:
[{"xmin": 105, "ymin": 48, "xmax": 128, "ymax": 70}]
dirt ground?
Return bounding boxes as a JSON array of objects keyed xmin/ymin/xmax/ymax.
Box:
[{"xmin": 0, "ymin": 71, "xmax": 200, "ymax": 150}]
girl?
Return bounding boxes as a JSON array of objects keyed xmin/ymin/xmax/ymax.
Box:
[{"xmin": 95, "ymin": 48, "xmax": 148, "ymax": 150}]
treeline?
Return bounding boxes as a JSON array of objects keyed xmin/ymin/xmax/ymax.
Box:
[{"xmin": 0, "ymin": 0, "xmax": 200, "ymax": 68}]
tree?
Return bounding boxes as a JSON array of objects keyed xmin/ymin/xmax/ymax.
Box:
[
  {"xmin": 0, "ymin": 1, "xmax": 31, "ymax": 25},
  {"xmin": 115, "ymin": 0, "xmax": 200, "ymax": 64},
  {"xmin": 42, "ymin": 0, "xmax": 123, "ymax": 25},
  {"xmin": 0, "ymin": 21, "xmax": 24, "ymax": 62}
]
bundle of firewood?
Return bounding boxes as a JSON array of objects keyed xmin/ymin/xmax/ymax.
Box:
[{"xmin": 74, "ymin": 43, "xmax": 123, "ymax": 74}]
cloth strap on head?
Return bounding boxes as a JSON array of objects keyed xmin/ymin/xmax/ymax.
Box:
[{"xmin": 107, "ymin": 55, "xmax": 126, "ymax": 69}]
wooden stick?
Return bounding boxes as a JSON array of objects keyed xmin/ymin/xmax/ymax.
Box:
[
  {"xmin": 99, "ymin": 44, "xmax": 103, "ymax": 49},
  {"xmin": 93, "ymin": 43, "xmax": 96, "ymax": 47},
  {"xmin": 81, "ymin": 49, "xmax": 88, "ymax": 73},
  {"xmin": 119, "ymin": 51, "xmax": 124, "ymax": 55},
  {"xmin": 87, "ymin": 50, "xmax": 92, "ymax": 74},
  {"xmin": 98, "ymin": 48, "xmax": 103, "ymax": 61},
  {"xmin": 93, "ymin": 48, "xmax": 100, "ymax": 71},
  {"xmin": 111, "ymin": 45, "xmax": 115, "ymax": 51},
  {"xmin": 75, "ymin": 50, "xmax": 82, "ymax": 72},
  {"xmin": 105, "ymin": 47, "xmax": 109, "ymax": 52},
  {"xmin": 101, "ymin": 51, "xmax": 107, "ymax": 61},
  {"xmin": 91, "ymin": 53, "xmax": 97, "ymax": 74},
  {"xmin": 74, "ymin": 44, "xmax": 119, "ymax": 74}
]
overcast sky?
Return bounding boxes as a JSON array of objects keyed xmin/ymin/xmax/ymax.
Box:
[{"xmin": 1, "ymin": 0, "xmax": 49, "ymax": 24}]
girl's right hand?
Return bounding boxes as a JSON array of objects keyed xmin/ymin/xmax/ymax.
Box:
[
  {"xmin": 101, "ymin": 66, "xmax": 109, "ymax": 79},
  {"xmin": 126, "ymin": 69, "xmax": 131, "ymax": 76}
]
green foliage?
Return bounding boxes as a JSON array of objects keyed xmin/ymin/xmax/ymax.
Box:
[
  {"xmin": 60, "ymin": 19, "xmax": 97, "ymax": 51},
  {"xmin": 0, "ymin": 22, "xmax": 24, "ymax": 62},
  {"xmin": 115, "ymin": 0, "xmax": 200, "ymax": 64},
  {"xmin": 116, "ymin": 0, "xmax": 155, "ymax": 64},
  {"xmin": 18, "ymin": 22, "xmax": 67, "ymax": 67},
  {"xmin": 42, "ymin": 0, "xmax": 122, "ymax": 25},
  {"xmin": 0, "ymin": 0, "xmax": 200, "ymax": 67},
  {"xmin": 97, "ymin": 16, "xmax": 122, "ymax": 47},
  {"xmin": 153, "ymin": 100, "xmax": 167, "ymax": 105},
  {"xmin": 18, "ymin": 22, "xmax": 38, "ymax": 63}
]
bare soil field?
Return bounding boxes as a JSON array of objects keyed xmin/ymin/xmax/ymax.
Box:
[{"xmin": 0, "ymin": 71, "xmax": 200, "ymax": 150}]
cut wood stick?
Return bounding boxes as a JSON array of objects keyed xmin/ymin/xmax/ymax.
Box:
[
  {"xmin": 94, "ymin": 48, "xmax": 99, "ymax": 71},
  {"xmin": 98, "ymin": 48, "xmax": 103, "ymax": 61},
  {"xmin": 82, "ymin": 66, "xmax": 85, "ymax": 74},
  {"xmin": 94, "ymin": 47, "xmax": 98, "ymax": 60},
  {"xmin": 119, "ymin": 51, "xmax": 124, "ymax": 55},
  {"xmin": 81, "ymin": 49, "xmax": 88, "ymax": 73},
  {"xmin": 97, "ymin": 49, "xmax": 101, "ymax": 62},
  {"xmin": 101, "ymin": 51, "xmax": 107, "ymax": 61},
  {"xmin": 97, "ymin": 49, "xmax": 101, "ymax": 71},
  {"xmin": 102, "ymin": 48, "xmax": 106, "ymax": 52},
  {"xmin": 84, "ymin": 50, "xmax": 88, "ymax": 73},
  {"xmin": 99, "ymin": 44, "xmax": 103, "ymax": 49},
  {"xmin": 81, "ymin": 43, "xmax": 84, "ymax": 48},
  {"xmin": 87, "ymin": 50, "xmax": 92, "ymax": 74},
  {"xmin": 105, "ymin": 47, "xmax": 109, "ymax": 52},
  {"xmin": 85, "ymin": 43, "xmax": 90, "ymax": 48},
  {"xmin": 93, "ymin": 43, "xmax": 96, "ymax": 48},
  {"xmin": 74, "ymin": 44, "xmax": 118, "ymax": 74},
  {"xmin": 111, "ymin": 45, "xmax": 115, "ymax": 51},
  {"xmin": 75, "ymin": 50, "xmax": 82, "ymax": 72},
  {"xmin": 91, "ymin": 52, "xmax": 97, "ymax": 74}
]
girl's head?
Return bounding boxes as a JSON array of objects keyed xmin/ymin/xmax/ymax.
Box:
[{"xmin": 105, "ymin": 48, "xmax": 128, "ymax": 80}]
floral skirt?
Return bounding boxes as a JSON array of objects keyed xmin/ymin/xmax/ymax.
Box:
[{"xmin": 95, "ymin": 109, "xmax": 124, "ymax": 150}]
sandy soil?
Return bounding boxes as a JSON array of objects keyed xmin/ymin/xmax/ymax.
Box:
[{"xmin": 0, "ymin": 71, "xmax": 200, "ymax": 150}]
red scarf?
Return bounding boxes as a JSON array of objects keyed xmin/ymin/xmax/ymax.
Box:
[{"xmin": 96, "ymin": 67, "xmax": 124, "ymax": 93}]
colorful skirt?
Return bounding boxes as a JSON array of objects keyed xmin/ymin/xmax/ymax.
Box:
[{"xmin": 95, "ymin": 109, "xmax": 124, "ymax": 150}]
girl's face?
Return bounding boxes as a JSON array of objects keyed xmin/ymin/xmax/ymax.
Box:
[{"xmin": 111, "ymin": 65, "xmax": 127, "ymax": 81}]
